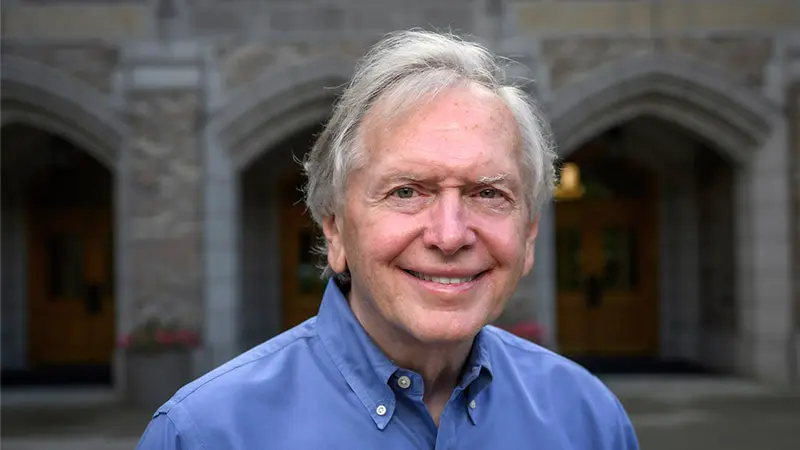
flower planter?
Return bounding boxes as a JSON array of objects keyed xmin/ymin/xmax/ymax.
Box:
[{"xmin": 126, "ymin": 350, "xmax": 192, "ymax": 411}]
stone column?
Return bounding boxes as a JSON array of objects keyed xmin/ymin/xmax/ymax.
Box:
[
  {"xmin": 533, "ymin": 203, "xmax": 558, "ymax": 350},
  {"xmin": 734, "ymin": 36, "xmax": 797, "ymax": 385},
  {"xmin": 789, "ymin": 80, "xmax": 800, "ymax": 385},
  {"xmin": 787, "ymin": 42, "xmax": 800, "ymax": 385},
  {"xmin": 501, "ymin": 202, "xmax": 555, "ymax": 348},
  {"xmin": 117, "ymin": 42, "xmax": 206, "ymax": 370},
  {"xmin": 744, "ymin": 118, "xmax": 793, "ymax": 384},
  {"xmin": 492, "ymin": 40, "xmax": 557, "ymax": 348}
]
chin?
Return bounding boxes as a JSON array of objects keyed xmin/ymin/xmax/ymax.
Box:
[{"xmin": 404, "ymin": 312, "xmax": 485, "ymax": 345}]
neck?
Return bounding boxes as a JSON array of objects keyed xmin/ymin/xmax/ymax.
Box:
[
  {"xmin": 347, "ymin": 291, "xmax": 474, "ymax": 412},
  {"xmin": 382, "ymin": 335, "xmax": 473, "ymax": 398}
]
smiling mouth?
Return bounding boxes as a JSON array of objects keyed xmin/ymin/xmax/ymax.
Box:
[{"xmin": 404, "ymin": 270, "xmax": 485, "ymax": 285}]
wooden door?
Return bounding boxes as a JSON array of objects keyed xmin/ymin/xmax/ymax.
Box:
[
  {"xmin": 280, "ymin": 176, "xmax": 327, "ymax": 330},
  {"xmin": 556, "ymin": 199, "xmax": 658, "ymax": 357},
  {"xmin": 27, "ymin": 208, "xmax": 115, "ymax": 367}
]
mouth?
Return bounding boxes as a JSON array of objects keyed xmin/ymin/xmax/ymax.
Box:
[{"xmin": 403, "ymin": 269, "xmax": 486, "ymax": 285}]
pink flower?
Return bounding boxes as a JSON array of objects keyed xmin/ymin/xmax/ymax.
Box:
[
  {"xmin": 118, "ymin": 322, "xmax": 201, "ymax": 352},
  {"xmin": 501, "ymin": 321, "xmax": 545, "ymax": 343},
  {"xmin": 175, "ymin": 330, "xmax": 199, "ymax": 346},
  {"xmin": 118, "ymin": 334, "xmax": 132, "ymax": 349},
  {"xmin": 155, "ymin": 330, "xmax": 176, "ymax": 345}
]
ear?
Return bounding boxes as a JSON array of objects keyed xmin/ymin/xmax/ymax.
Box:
[
  {"xmin": 522, "ymin": 213, "xmax": 540, "ymax": 275},
  {"xmin": 322, "ymin": 215, "xmax": 347, "ymax": 273}
]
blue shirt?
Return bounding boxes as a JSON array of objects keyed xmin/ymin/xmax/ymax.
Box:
[{"xmin": 136, "ymin": 279, "xmax": 639, "ymax": 449}]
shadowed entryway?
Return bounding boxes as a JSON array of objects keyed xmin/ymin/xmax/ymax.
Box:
[
  {"xmin": 1, "ymin": 124, "xmax": 115, "ymax": 386},
  {"xmin": 555, "ymin": 117, "xmax": 737, "ymax": 375},
  {"xmin": 238, "ymin": 124, "xmax": 325, "ymax": 350}
]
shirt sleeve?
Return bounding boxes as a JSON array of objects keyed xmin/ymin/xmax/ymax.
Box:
[
  {"xmin": 136, "ymin": 413, "xmax": 184, "ymax": 450},
  {"xmin": 611, "ymin": 397, "xmax": 640, "ymax": 450}
]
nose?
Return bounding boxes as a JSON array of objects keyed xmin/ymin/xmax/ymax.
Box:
[{"xmin": 423, "ymin": 191, "xmax": 477, "ymax": 255}]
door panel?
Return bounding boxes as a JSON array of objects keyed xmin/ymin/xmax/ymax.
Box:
[
  {"xmin": 84, "ymin": 211, "xmax": 115, "ymax": 363},
  {"xmin": 556, "ymin": 199, "xmax": 657, "ymax": 357},
  {"xmin": 555, "ymin": 216, "xmax": 589, "ymax": 354},
  {"xmin": 281, "ymin": 176, "xmax": 327, "ymax": 330},
  {"xmin": 28, "ymin": 208, "xmax": 114, "ymax": 366}
]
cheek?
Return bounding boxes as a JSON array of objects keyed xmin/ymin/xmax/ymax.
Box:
[
  {"xmin": 346, "ymin": 210, "xmax": 421, "ymax": 263},
  {"xmin": 474, "ymin": 216, "xmax": 528, "ymax": 262}
]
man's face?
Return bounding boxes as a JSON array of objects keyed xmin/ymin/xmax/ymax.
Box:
[{"xmin": 324, "ymin": 83, "xmax": 539, "ymax": 344}]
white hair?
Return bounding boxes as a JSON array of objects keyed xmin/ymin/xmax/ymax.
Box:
[{"xmin": 303, "ymin": 29, "xmax": 557, "ymax": 279}]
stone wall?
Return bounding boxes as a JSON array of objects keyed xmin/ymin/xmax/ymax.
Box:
[
  {"xmin": 125, "ymin": 91, "xmax": 204, "ymax": 330},
  {"xmin": 215, "ymin": 39, "xmax": 366, "ymax": 92},
  {"xmin": 4, "ymin": 0, "xmax": 794, "ymax": 43},
  {"xmin": 512, "ymin": 0, "xmax": 796, "ymax": 35},
  {"xmin": 0, "ymin": 42, "xmax": 120, "ymax": 94},
  {"xmin": 186, "ymin": 0, "xmax": 475, "ymax": 38},
  {"xmin": 540, "ymin": 36, "xmax": 773, "ymax": 91},
  {"xmin": 792, "ymin": 82, "xmax": 800, "ymax": 332}
]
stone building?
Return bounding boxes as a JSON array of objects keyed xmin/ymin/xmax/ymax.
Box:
[{"xmin": 1, "ymin": 0, "xmax": 798, "ymax": 395}]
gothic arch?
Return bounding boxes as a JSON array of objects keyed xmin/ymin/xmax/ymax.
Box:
[
  {"xmin": 1, "ymin": 55, "xmax": 125, "ymax": 170},
  {"xmin": 541, "ymin": 52, "xmax": 793, "ymax": 383},
  {"xmin": 545, "ymin": 53, "xmax": 781, "ymax": 164},
  {"xmin": 207, "ymin": 55, "xmax": 357, "ymax": 170}
]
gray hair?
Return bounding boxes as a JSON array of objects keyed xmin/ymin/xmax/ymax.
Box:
[{"xmin": 303, "ymin": 29, "xmax": 557, "ymax": 279}]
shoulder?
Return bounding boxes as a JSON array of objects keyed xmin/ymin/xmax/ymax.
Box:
[
  {"xmin": 485, "ymin": 325, "xmax": 610, "ymax": 387},
  {"xmin": 483, "ymin": 325, "xmax": 631, "ymax": 424},
  {"xmin": 153, "ymin": 319, "xmax": 320, "ymax": 433},
  {"xmin": 483, "ymin": 326, "xmax": 638, "ymax": 448}
]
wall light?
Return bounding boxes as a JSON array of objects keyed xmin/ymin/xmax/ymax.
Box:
[{"xmin": 553, "ymin": 162, "xmax": 586, "ymax": 201}]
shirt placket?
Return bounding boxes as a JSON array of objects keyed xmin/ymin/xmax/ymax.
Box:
[{"xmin": 433, "ymin": 387, "xmax": 467, "ymax": 450}]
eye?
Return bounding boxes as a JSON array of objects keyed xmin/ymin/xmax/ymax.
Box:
[
  {"xmin": 478, "ymin": 188, "xmax": 499, "ymax": 199},
  {"xmin": 392, "ymin": 187, "xmax": 416, "ymax": 199}
]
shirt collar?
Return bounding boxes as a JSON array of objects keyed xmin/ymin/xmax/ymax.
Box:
[
  {"xmin": 316, "ymin": 278, "xmax": 494, "ymax": 429},
  {"xmin": 316, "ymin": 279, "xmax": 398, "ymax": 429},
  {"xmin": 460, "ymin": 328, "xmax": 494, "ymax": 425}
]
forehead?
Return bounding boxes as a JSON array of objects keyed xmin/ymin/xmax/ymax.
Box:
[{"xmin": 362, "ymin": 85, "xmax": 521, "ymax": 178}]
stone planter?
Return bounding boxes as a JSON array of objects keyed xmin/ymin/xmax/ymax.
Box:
[{"xmin": 126, "ymin": 350, "xmax": 192, "ymax": 411}]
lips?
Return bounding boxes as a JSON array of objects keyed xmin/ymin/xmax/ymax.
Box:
[{"xmin": 404, "ymin": 270, "xmax": 485, "ymax": 285}]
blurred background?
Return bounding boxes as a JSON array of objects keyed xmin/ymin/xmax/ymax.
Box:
[{"xmin": 1, "ymin": 0, "xmax": 799, "ymax": 448}]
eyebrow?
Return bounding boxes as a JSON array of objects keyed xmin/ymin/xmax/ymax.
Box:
[
  {"xmin": 378, "ymin": 172, "xmax": 517, "ymax": 190},
  {"xmin": 381, "ymin": 173, "xmax": 423, "ymax": 185},
  {"xmin": 476, "ymin": 173, "xmax": 523, "ymax": 195},
  {"xmin": 476, "ymin": 173, "xmax": 511, "ymax": 184}
]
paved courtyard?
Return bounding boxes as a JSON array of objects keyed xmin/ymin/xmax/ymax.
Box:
[{"xmin": 2, "ymin": 376, "xmax": 799, "ymax": 449}]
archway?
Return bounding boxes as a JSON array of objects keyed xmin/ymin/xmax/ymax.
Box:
[
  {"xmin": 544, "ymin": 55, "xmax": 791, "ymax": 380},
  {"xmin": 553, "ymin": 118, "xmax": 737, "ymax": 374},
  {"xmin": 546, "ymin": 54, "xmax": 775, "ymax": 163},
  {"xmin": 1, "ymin": 125, "xmax": 116, "ymax": 385},
  {"xmin": 1, "ymin": 56, "xmax": 124, "ymax": 386},
  {"xmin": 202, "ymin": 56, "xmax": 353, "ymax": 363},
  {"xmin": 239, "ymin": 125, "xmax": 325, "ymax": 349},
  {"xmin": 208, "ymin": 55, "xmax": 356, "ymax": 171},
  {"xmin": 1, "ymin": 55, "xmax": 124, "ymax": 167}
]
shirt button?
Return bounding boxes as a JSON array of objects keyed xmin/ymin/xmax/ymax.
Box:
[
  {"xmin": 376, "ymin": 404, "xmax": 387, "ymax": 416},
  {"xmin": 469, "ymin": 400, "xmax": 477, "ymax": 409},
  {"xmin": 397, "ymin": 375, "xmax": 411, "ymax": 389}
]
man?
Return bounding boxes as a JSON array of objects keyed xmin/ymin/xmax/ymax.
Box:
[{"xmin": 136, "ymin": 30, "xmax": 639, "ymax": 449}]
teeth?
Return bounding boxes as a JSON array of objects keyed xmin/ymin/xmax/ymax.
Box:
[{"xmin": 410, "ymin": 271, "xmax": 476, "ymax": 284}]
